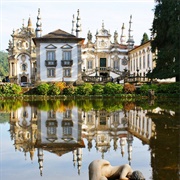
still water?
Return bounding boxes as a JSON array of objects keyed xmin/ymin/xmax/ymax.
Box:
[{"xmin": 0, "ymin": 99, "xmax": 179, "ymax": 180}]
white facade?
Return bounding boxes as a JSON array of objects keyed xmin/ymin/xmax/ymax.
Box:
[
  {"xmin": 32, "ymin": 9, "xmax": 85, "ymax": 85},
  {"xmin": 81, "ymin": 22, "xmax": 132, "ymax": 82},
  {"xmin": 38, "ymin": 42, "xmax": 80, "ymax": 82},
  {"xmin": 33, "ymin": 29, "xmax": 85, "ymax": 84},
  {"xmin": 128, "ymin": 40, "xmax": 154, "ymax": 77},
  {"xmin": 39, "ymin": 108, "xmax": 80, "ymax": 143}
]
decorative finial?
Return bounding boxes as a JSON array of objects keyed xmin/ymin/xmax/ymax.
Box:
[
  {"xmin": 114, "ymin": 30, "xmax": 118, "ymax": 44},
  {"xmin": 71, "ymin": 14, "xmax": 75, "ymax": 35},
  {"xmin": 96, "ymin": 29, "xmax": 98, "ymax": 35},
  {"xmin": 120, "ymin": 23, "xmax": 126, "ymax": 44},
  {"xmin": 36, "ymin": 8, "xmax": 42, "ymax": 37},
  {"xmin": 127, "ymin": 15, "xmax": 134, "ymax": 49},
  {"xmin": 102, "ymin": 20, "xmax": 104, "ymax": 30},
  {"xmin": 22, "ymin": 18, "xmax": 25, "ymax": 28},
  {"xmin": 87, "ymin": 30, "xmax": 92, "ymax": 42},
  {"xmin": 27, "ymin": 16, "xmax": 33, "ymax": 29},
  {"xmin": 76, "ymin": 9, "xmax": 82, "ymax": 37}
]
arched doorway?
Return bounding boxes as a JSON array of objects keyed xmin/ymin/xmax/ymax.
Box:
[{"xmin": 21, "ymin": 76, "xmax": 27, "ymax": 83}]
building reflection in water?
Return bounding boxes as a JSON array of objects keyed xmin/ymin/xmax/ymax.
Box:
[{"xmin": 9, "ymin": 104, "xmax": 155, "ymax": 176}]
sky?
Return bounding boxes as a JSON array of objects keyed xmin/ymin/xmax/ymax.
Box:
[{"xmin": 0, "ymin": 0, "xmax": 155, "ymax": 51}]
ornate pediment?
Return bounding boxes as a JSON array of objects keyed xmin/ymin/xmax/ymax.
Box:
[
  {"xmin": 98, "ymin": 39, "xmax": 108, "ymax": 48},
  {"xmin": 61, "ymin": 44, "xmax": 73, "ymax": 49},
  {"xmin": 45, "ymin": 44, "xmax": 57, "ymax": 49}
]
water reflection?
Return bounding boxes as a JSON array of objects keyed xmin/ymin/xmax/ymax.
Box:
[
  {"xmin": 1, "ymin": 99, "xmax": 179, "ymax": 180},
  {"xmin": 8, "ymin": 101, "xmax": 156, "ymax": 176}
]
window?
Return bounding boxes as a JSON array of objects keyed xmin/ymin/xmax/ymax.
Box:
[
  {"xmin": 147, "ymin": 54, "xmax": 150, "ymax": 68},
  {"xmin": 139, "ymin": 57, "xmax": 141, "ymax": 69},
  {"xmin": 121, "ymin": 57, "xmax": 128, "ymax": 66},
  {"xmin": 113, "ymin": 60, "xmax": 119, "ymax": 69},
  {"xmin": 48, "ymin": 110, "xmax": 56, "ymax": 118},
  {"xmin": 22, "ymin": 64, "xmax": 27, "ymax": 71},
  {"xmin": 47, "ymin": 51, "xmax": 55, "ymax": 60},
  {"xmin": 87, "ymin": 114, "xmax": 93, "ymax": 124},
  {"xmin": 113, "ymin": 113, "xmax": 119, "ymax": 123},
  {"xmin": 100, "ymin": 117, "xmax": 106, "ymax": 125},
  {"xmin": 47, "ymin": 68, "xmax": 55, "ymax": 77},
  {"xmin": 136, "ymin": 58, "xmax": 138, "ymax": 69},
  {"xmin": 87, "ymin": 60, "xmax": 93, "ymax": 69},
  {"xmin": 63, "ymin": 51, "xmax": 71, "ymax": 60},
  {"xmin": 143, "ymin": 55, "xmax": 145, "ymax": 69},
  {"xmin": 46, "ymin": 120, "xmax": 58, "ymax": 139},
  {"xmin": 63, "ymin": 68, "xmax": 71, "ymax": 77},
  {"xmin": 22, "ymin": 110, "xmax": 28, "ymax": 118},
  {"xmin": 63, "ymin": 110, "xmax": 72, "ymax": 118},
  {"xmin": 63, "ymin": 127, "xmax": 72, "ymax": 135},
  {"xmin": 47, "ymin": 126, "xmax": 56, "ymax": 135}
]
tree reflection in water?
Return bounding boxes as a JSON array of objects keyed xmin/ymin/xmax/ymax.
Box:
[{"xmin": 0, "ymin": 99, "xmax": 179, "ymax": 180}]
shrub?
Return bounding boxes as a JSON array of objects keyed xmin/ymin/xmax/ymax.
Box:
[
  {"xmin": 103, "ymin": 82, "xmax": 123, "ymax": 95},
  {"xmin": 37, "ymin": 83, "xmax": 50, "ymax": 95},
  {"xmin": 140, "ymin": 84, "xmax": 149, "ymax": 95},
  {"xmin": 55, "ymin": 82, "xmax": 66, "ymax": 91},
  {"xmin": 140, "ymin": 84, "xmax": 158, "ymax": 95},
  {"xmin": 0, "ymin": 83, "xmax": 22, "ymax": 95},
  {"xmin": 92, "ymin": 84, "xmax": 104, "ymax": 95},
  {"xmin": 168, "ymin": 82, "xmax": 180, "ymax": 94},
  {"xmin": 76, "ymin": 83, "xmax": 93, "ymax": 95},
  {"xmin": 123, "ymin": 102, "xmax": 135, "ymax": 111},
  {"xmin": 157, "ymin": 83, "xmax": 180, "ymax": 94},
  {"xmin": 63, "ymin": 85, "xmax": 76, "ymax": 95},
  {"xmin": 11, "ymin": 84, "xmax": 22, "ymax": 94},
  {"xmin": 123, "ymin": 83, "xmax": 136, "ymax": 94},
  {"xmin": 48, "ymin": 83, "xmax": 61, "ymax": 95}
]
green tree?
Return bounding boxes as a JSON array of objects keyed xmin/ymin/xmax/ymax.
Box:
[
  {"xmin": 103, "ymin": 82, "xmax": 123, "ymax": 95},
  {"xmin": 92, "ymin": 84, "xmax": 104, "ymax": 95},
  {"xmin": 140, "ymin": 32, "xmax": 149, "ymax": 45},
  {"xmin": 37, "ymin": 83, "xmax": 50, "ymax": 95},
  {"xmin": 48, "ymin": 83, "xmax": 61, "ymax": 95},
  {"xmin": 0, "ymin": 51, "xmax": 9, "ymax": 79},
  {"xmin": 150, "ymin": 0, "xmax": 180, "ymax": 82},
  {"xmin": 75, "ymin": 83, "xmax": 93, "ymax": 95}
]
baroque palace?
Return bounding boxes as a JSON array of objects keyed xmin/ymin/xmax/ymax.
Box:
[{"xmin": 7, "ymin": 9, "xmax": 155, "ymax": 85}]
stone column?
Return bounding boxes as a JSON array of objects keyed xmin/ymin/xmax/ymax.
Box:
[
  {"xmin": 14, "ymin": 61, "xmax": 17, "ymax": 76},
  {"xmin": 9, "ymin": 62, "xmax": 12, "ymax": 76}
]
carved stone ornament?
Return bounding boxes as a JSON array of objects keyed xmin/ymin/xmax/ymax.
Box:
[
  {"xmin": 122, "ymin": 57, "xmax": 128, "ymax": 65},
  {"xmin": 99, "ymin": 40, "xmax": 107, "ymax": 48},
  {"xmin": 112, "ymin": 54, "xmax": 120, "ymax": 61},
  {"xmin": 21, "ymin": 54, "xmax": 26, "ymax": 62},
  {"xmin": 17, "ymin": 40, "xmax": 29, "ymax": 50},
  {"xmin": 21, "ymin": 63, "xmax": 28, "ymax": 72}
]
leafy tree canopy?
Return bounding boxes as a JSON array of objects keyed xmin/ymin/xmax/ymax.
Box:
[
  {"xmin": 150, "ymin": 0, "xmax": 180, "ymax": 81},
  {"xmin": 141, "ymin": 32, "xmax": 149, "ymax": 45},
  {"xmin": 0, "ymin": 51, "xmax": 8, "ymax": 79}
]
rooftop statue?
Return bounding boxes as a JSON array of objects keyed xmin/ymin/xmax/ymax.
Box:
[{"xmin": 89, "ymin": 159, "xmax": 145, "ymax": 180}]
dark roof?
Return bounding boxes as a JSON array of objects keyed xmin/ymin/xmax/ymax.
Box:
[
  {"xmin": 42, "ymin": 29, "xmax": 78, "ymax": 39},
  {"xmin": 33, "ymin": 29, "xmax": 85, "ymax": 44},
  {"xmin": 128, "ymin": 40, "xmax": 152, "ymax": 53}
]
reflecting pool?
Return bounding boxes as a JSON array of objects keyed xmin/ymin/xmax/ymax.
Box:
[{"xmin": 0, "ymin": 99, "xmax": 179, "ymax": 180}]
